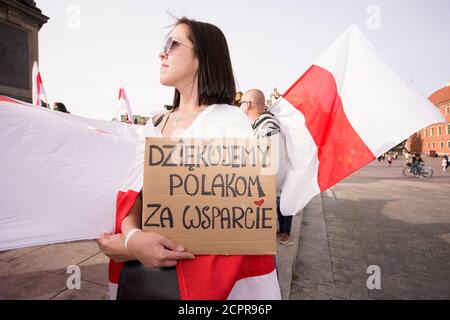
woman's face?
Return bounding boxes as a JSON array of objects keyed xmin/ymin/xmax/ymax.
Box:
[{"xmin": 159, "ymin": 24, "xmax": 198, "ymax": 89}]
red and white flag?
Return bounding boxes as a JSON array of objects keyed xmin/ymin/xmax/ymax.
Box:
[
  {"xmin": 118, "ymin": 84, "xmax": 133, "ymax": 124},
  {"xmin": 271, "ymin": 25, "xmax": 445, "ymax": 216},
  {"xmin": 32, "ymin": 61, "xmax": 48, "ymax": 107}
]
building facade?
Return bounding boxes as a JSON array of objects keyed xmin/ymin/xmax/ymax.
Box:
[{"xmin": 406, "ymin": 85, "xmax": 450, "ymax": 156}]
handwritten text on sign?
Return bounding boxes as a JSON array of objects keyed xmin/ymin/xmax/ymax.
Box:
[{"xmin": 142, "ymin": 138, "xmax": 277, "ymax": 255}]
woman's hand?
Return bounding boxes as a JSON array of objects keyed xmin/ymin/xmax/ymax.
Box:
[
  {"xmin": 127, "ymin": 231, "xmax": 195, "ymax": 268},
  {"xmin": 96, "ymin": 232, "xmax": 134, "ymax": 263}
]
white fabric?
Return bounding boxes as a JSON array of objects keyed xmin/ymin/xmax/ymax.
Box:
[
  {"xmin": 315, "ymin": 25, "xmax": 444, "ymax": 157},
  {"xmin": 227, "ymin": 270, "xmax": 281, "ymax": 300},
  {"xmin": 270, "ymin": 98, "xmax": 321, "ymax": 216},
  {"xmin": 108, "ymin": 282, "xmax": 118, "ymax": 300},
  {"xmin": 0, "ymin": 100, "xmax": 140, "ymax": 251}
]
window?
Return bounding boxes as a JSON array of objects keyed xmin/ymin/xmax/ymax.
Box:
[
  {"xmin": 447, "ymin": 106, "xmax": 450, "ymax": 115},
  {"xmin": 430, "ymin": 127, "xmax": 434, "ymax": 136},
  {"xmin": 427, "ymin": 142, "xmax": 430, "ymax": 148},
  {"xmin": 424, "ymin": 128, "xmax": 427, "ymax": 137},
  {"xmin": 447, "ymin": 124, "xmax": 450, "ymax": 135},
  {"xmin": 448, "ymin": 141, "xmax": 450, "ymax": 148},
  {"xmin": 438, "ymin": 126, "xmax": 442, "ymax": 135},
  {"xmin": 440, "ymin": 141, "xmax": 444, "ymax": 149}
]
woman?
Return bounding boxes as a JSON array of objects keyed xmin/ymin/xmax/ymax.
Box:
[{"xmin": 97, "ymin": 17, "xmax": 281, "ymax": 300}]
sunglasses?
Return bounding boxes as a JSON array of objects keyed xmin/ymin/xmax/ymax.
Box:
[{"xmin": 163, "ymin": 37, "xmax": 193, "ymax": 55}]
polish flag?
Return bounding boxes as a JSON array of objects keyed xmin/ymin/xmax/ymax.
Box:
[
  {"xmin": 32, "ymin": 61, "xmax": 47, "ymax": 107},
  {"xmin": 118, "ymin": 84, "xmax": 133, "ymax": 124},
  {"xmin": 271, "ymin": 26, "xmax": 445, "ymax": 216}
]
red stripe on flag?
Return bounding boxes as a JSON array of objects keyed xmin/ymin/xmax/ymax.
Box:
[
  {"xmin": 118, "ymin": 88, "xmax": 125, "ymax": 101},
  {"xmin": 0, "ymin": 96, "xmax": 26, "ymax": 105},
  {"xmin": 177, "ymin": 256, "xmax": 275, "ymax": 300},
  {"xmin": 283, "ymin": 65, "xmax": 375, "ymax": 191},
  {"xmin": 108, "ymin": 190, "xmax": 140, "ymax": 284},
  {"xmin": 108, "ymin": 260, "xmax": 124, "ymax": 284},
  {"xmin": 36, "ymin": 73, "xmax": 43, "ymax": 87}
]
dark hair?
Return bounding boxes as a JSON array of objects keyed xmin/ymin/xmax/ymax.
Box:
[
  {"xmin": 54, "ymin": 102, "xmax": 70, "ymax": 114},
  {"xmin": 171, "ymin": 17, "xmax": 236, "ymax": 109}
]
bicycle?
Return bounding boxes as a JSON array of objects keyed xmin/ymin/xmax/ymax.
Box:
[{"xmin": 402, "ymin": 163, "xmax": 433, "ymax": 178}]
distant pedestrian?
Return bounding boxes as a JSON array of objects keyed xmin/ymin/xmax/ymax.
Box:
[
  {"xmin": 387, "ymin": 153, "xmax": 393, "ymax": 167},
  {"xmin": 443, "ymin": 154, "xmax": 449, "ymax": 171},
  {"xmin": 53, "ymin": 102, "xmax": 70, "ymax": 114}
]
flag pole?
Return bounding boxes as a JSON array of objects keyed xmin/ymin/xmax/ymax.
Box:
[{"xmin": 42, "ymin": 86, "xmax": 50, "ymax": 109}]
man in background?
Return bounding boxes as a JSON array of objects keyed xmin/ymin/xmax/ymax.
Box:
[{"xmin": 240, "ymin": 89, "xmax": 292, "ymax": 244}]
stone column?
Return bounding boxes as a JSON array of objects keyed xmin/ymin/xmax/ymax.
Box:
[{"xmin": 0, "ymin": 0, "xmax": 48, "ymax": 102}]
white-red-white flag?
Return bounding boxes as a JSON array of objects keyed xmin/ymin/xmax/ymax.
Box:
[
  {"xmin": 32, "ymin": 61, "xmax": 47, "ymax": 107},
  {"xmin": 118, "ymin": 84, "xmax": 133, "ymax": 124},
  {"xmin": 271, "ymin": 25, "xmax": 445, "ymax": 216}
]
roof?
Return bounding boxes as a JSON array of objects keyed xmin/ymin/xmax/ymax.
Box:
[{"xmin": 429, "ymin": 85, "xmax": 450, "ymax": 105}]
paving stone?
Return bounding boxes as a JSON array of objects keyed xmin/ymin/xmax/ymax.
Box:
[
  {"xmin": 0, "ymin": 245, "xmax": 45, "ymax": 262},
  {"xmin": 0, "ymin": 266, "xmax": 67, "ymax": 300},
  {"xmin": 4, "ymin": 241, "xmax": 100, "ymax": 276},
  {"xmin": 78, "ymin": 252, "xmax": 109, "ymax": 287},
  {"xmin": 290, "ymin": 157, "xmax": 450, "ymax": 300},
  {"xmin": 52, "ymin": 280, "xmax": 109, "ymax": 300}
]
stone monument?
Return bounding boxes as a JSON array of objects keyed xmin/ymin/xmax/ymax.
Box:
[{"xmin": 0, "ymin": 0, "xmax": 48, "ymax": 102}]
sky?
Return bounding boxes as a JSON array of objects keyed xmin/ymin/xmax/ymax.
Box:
[{"xmin": 36, "ymin": 0, "xmax": 450, "ymax": 121}]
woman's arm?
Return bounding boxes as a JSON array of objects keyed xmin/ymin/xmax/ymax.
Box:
[
  {"xmin": 98, "ymin": 192, "xmax": 195, "ymax": 267},
  {"xmin": 121, "ymin": 192, "xmax": 142, "ymax": 236},
  {"xmin": 96, "ymin": 192, "xmax": 143, "ymax": 263}
]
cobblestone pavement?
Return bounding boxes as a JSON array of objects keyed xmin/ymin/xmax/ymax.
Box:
[
  {"xmin": 2, "ymin": 156, "xmax": 449, "ymax": 300},
  {"xmin": 290, "ymin": 156, "xmax": 450, "ymax": 299},
  {"xmin": 0, "ymin": 241, "xmax": 110, "ymax": 300}
]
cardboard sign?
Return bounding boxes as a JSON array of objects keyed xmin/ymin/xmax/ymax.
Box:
[{"xmin": 142, "ymin": 137, "xmax": 277, "ymax": 255}]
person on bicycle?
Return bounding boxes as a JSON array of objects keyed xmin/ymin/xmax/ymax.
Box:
[{"xmin": 411, "ymin": 153, "xmax": 424, "ymax": 175}]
